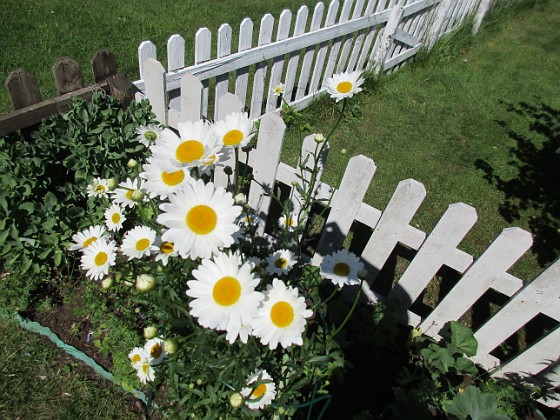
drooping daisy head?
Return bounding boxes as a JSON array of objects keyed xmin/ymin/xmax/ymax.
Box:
[
  {"xmin": 86, "ymin": 177, "xmax": 110, "ymax": 199},
  {"xmin": 273, "ymin": 83, "xmax": 285, "ymax": 97},
  {"xmin": 136, "ymin": 124, "xmax": 163, "ymax": 147},
  {"xmin": 186, "ymin": 252, "xmax": 264, "ymax": 336},
  {"xmin": 252, "ymin": 278, "xmax": 312, "ymax": 350},
  {"xmin": 157, "ymin": 179, "xmax": 242, "ymax": 260},
  {"xmin": 149, "ymin": 121, "xmax": 219, "ymax": 172},
  {"xmin": 214, "ymin": 112, "xmax": 255, "ymax": 148},
  {"xmin": 136, "ymin": 357, "xmax": 156, "ymax": 384},
  {"xmin": 104, "ymin": 204, "xmax": 126, "ymax": 232},
  {"xmin": 155, "ymin": 239, "xmax": 178, "ymax": 266},
  {"xmin": 325, "ymin": 71, "xmax": 365, "ymax": 102},
  {"xmin": 111, "ymin": 178, "xmax": 147, "ymax": 208},
  {"xmin": 69, "ymin": 225, "xmax": 108, "ymax": 251},
  {"xmin": 144, "ymin": 337, "xmax": 167, "ymax": 366},
  {"xmin": 128, "ymin": 346, "xmax": 149, "ymax": 369},
  {"xmin": 320, "ymin": 249, "xmax": 364, "ymax": 288},
  {"xmin": 120, "ymin": 226, "xmax": 158, "ymax": 260},
  {"xmin": 80, "ymin": 239, "xmax": 117, "ymax": 281},
  {"xmin": 240, "ymin": 370, "xmax": 277, "ymax": 410},
  {"xmin": 139, "ymin": 157, "xmax": 192, "ymax": 199},
  {"xmin": 265, "ymin": 249, "xmax": 296, "ymax": 276},
  {"xmin": 278, "ymin": 213, "xmax": 298, "ymax": 232}
]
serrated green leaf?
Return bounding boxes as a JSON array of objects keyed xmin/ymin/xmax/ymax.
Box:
[
  {"xmin": 442, "ymin": 386, "xmax": 509, "ymax": 420},
  {"xmin": 450, "ymin": 321, "xmax": 478, "ymax": 357}
]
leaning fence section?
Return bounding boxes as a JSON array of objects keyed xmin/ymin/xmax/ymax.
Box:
[{"xmin": 134, "ymin": 0, "xmax": 491, "ymax": 125}]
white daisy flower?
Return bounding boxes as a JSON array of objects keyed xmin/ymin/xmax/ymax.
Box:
[
  {"xmin": 69, "ymin": 225, "xmax": 108, "ymax": 251},
  {"xmin": 214, "ymin": 112, "xmax": 254, "ymax": 148},
  {"xmin": 111, "ymin": 178, "xmax": 146, "ymax": 208},
  {"xmin": 80, "ymin": 239, "xmax": 117, "ymax": 281},
  {"xmin": 104, "ymin": 204, "xmax": 126, "ymax": 232},
  {"xmin": 150, "ymin": 121, "xmax": 220, "ymax": 172},
  {"xmin": 120, "ymin": 226, "xmax": 158, "ymax": 260},
  {"xmin": 324, "ymin": 71, "xmax": 365, "ymax": 102},
  {"xmin": 144, "ymin": 337, "xmax": 167, "ymax": 366},
  {"xmin": 279, "ymin": 213, "xmax": 298, "ymax": 231},
  {"xmin": 252, "ymin": 278, "xmax": 312, "ymax": 350},
  {"xmin": 241, "ymin": 370, "xmax": 277, "ymax": 410},
  {"xmin": 128, "ymin": 346, "xmax": 149, "ymax": 369},
  {"xmin": 225, "ymin": 322, "xmax": 253, "ymax": 344},
  {"xmin": 155, "ymin": 240, "xmax": 178, "ymax": 266},
  {"xmin": 320, "ymin": 249, "xmax": 364, "ymax": 288},
  {"xmin": 265, "ymin": 249, "xmax": 296, "ymax": 276},
  {"xmin": 136, "ymin": 124, "xmax": 163, "ymax": 146},
  {"xmin": 157, "ymin": 179, "xmax": 242, "ymax": 260},
  {"xmin": 136, "ymin": 357, "xmax": 156, "ymax": 384},
  {"xmin": 272, "ymin": 83, "xmax": 285, "ymax": 97},
  {"xmin": 186, "ymin": 252, "xmax": 264, "ymax": 335},
  {"xmin": 139, "ymin": 157, "xmax": 192, "ymax": 199},
  {"xmin": 86, "ymin": 177, "xmax": 110, "ymax": 198}
]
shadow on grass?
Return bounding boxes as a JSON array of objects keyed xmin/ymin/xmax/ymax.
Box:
[{"xmin": 475, "ymin": 98, "xmax": 560, "ymax": 267}]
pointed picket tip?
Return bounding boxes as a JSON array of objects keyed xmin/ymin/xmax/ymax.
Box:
[
  {"xmin": 260, "ymin": 111, "xmax": 286, "ymax": 131},
  {"xmin": 216, "ymin": 92, "xmax": 244, "ymax": 120},
  {"xmin": 397, "ymin": 178, "xmax": 426, "ymax": 196}
]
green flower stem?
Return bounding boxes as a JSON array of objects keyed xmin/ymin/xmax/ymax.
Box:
[
  {"xmin": 234, "ymin": 147, "xmax": 240, "ymax": 195},
  {"xmin": 313, "ymin": 286, "xmax": 340, "ymax": 310},
  {"xmin": 327, "ymin": 280, "xmax": 363, "ymax": 340}
]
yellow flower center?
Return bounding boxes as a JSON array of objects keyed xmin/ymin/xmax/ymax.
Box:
[
  {"xmin": 333, "ymin": 262, "xmax": 350, "ymax": 276},
  {"xmin": 212, "ymin": 276, "xmax": 241, "ymax": 306},
  {"xmin": 83, "ymin": 237, "xmax": 97, "ymax": 247},
  {"xmin": 95, "ymin": 252, "xmax": 108, "ymax": 266},
  {"xmin": 204, "ymin": 155, "xmax": 217, "ymax": 166},
  {"xmin": 111, "ymin": 213, "xmax": 121, "ymax": 224},
  {"xmin": 142, "ymin": 363, "xmax": 150, "ymax": 374},
  {"xmin": 223, "ymin": 129, "xmax": 244, "ymax": 146},
  {"xmin": 274, "ymin": 258, "xmax": 288, "ymax": 269},
  {"xmin": 131, "ymin": 354, "xmax": 141, "ymax": 364},
  {"xmin": 94, "ymin": 184, "xmax": 106, "ymax": 194},
  {"xmin": 176, "ymin": 140, "xmax": 204, "ymax": 163},
  {"xmin": 136, "ymin": 238, "xmax": 150, "ymax": 251},
  {"xmin": 160, "ymin": 242, "xmax": 174, "ymax": 254},
  {"xmin": 126, "ymin": 190, "xmax": 133, "ymax": 200},
  {"xmin": 285, "ymin": 217, "xmax": 294, "ymax": 227},
  {"xmin": 186, "ymin": 205, "xmax": 217, "ymax": 235},
  {"xmin": 336, "ymin": 81, "xmax": 353, "ymax": 93},
  {"xmin": 161, "ymin": 170, "xmax": 185, "ymax": 186},
  {"xmin": 252, "ymin": 383, "xmax": 267, "ymax": 399},
  {"xmin": 270, "ymin": 301, "xmax": 294, "ymax": 328},
  {"xmin": 150, "ymin": 343, "xmax": 162, "ymax": 359}
]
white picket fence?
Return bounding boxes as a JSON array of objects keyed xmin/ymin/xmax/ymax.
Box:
[{"xmin": 133, "ymin": 0, "xmax": 497, "ymax": 125}]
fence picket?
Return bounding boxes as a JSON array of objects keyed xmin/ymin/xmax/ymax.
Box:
[
  {"xmin": 91, "ymin": 49, "xmax": 118, "ymax": 82},
  {"xmin": 180, "ymin": 74, "xmax": 203, "ymax": 123},
  {"xmin": 138, "ymin": 41, "xmax": 157, "ymax": 80},
  {"xmin": 355, "ymin": 0, "xmax": 384, "ymax": 71},
  {"xmin": 250, "ymin": 14, "xmax": 275, "ymax": 119},
  {"xmin": 370, "ymin": 0, "xmax": 405, "ymax": 74},
  {"xmin": 143, "ymin": 58, "xmax": 167, "ymax": 125},
  {"xmin": 215, "ymin": 24, "xmax": 233, "ymax": 121},
  {"xmin": 284, "ymin": 6, "xmax": 310, "ymax": 102},
  {"xmin": 337, "ymin": 0, "xmax": 367, "ymax": 73},
  {"xmin": 346, "ymin": 0, "xmax": 375, "ymax": 72},
  {"xmin": 167, "ymin": 34, "xmax": 186, "ymax": 111},
  {"xmin": 323, "ymin": 0, "xmax": 353, "ymax": 81},
  {"xmin": 235, "ymin": 18, "xmax": 254, "ymax": 106},
  {"xmin": 309, "ymin": 2, "xmax": 336, "ymax": 95},
  {"xmin": 5, "ymin": 70, "xmax": 42, "ymax": 110},
  {"xmin": 266, "ymin": 10, "xmax": 293, "ymax": 113},
  {"xmin": 195, "ymin": 28, "xmax": 212, "ymax": 118},
  {"xmin": 52, "ymin": 57, "xmax": 84, "ymax": 95}
]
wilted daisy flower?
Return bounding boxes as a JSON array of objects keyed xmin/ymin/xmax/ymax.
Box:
[
  {"xmin": 241, "ymin": 370, "xmax": 277, "ymax": 410},
  {"xmin": 104, "ymin": 204, "xmax": 126, "ymax": 232},
  {"xmin": 157, "ymin": 179, "xmax": 242, "ymax": 260},
  {"xmin": 120, "ymin": 226, "xmax": 158, "ymax": 260},
  {"xmin": 136, "ymin": 357, "xmax": 156, "ymax": 384},
  {"xmin": 136, "ymin": 124, "xmax": 163, "ymax": 146},
  {"xmin": 139, "ymin": 157, "xmax": 191, "ymax": 199},
  {"xmin": 144, "ymin": 337, "xmax": 167, "ymax": 366},
  {"xmin": 87, "ymin": 177, "xmax": 110, "ymax": 198},
  {"xmin": 272, "ymin": 83, "xmax": 285, "ymax": 97},
  {"xmin": 150, "ymin": 121, "xmax": 220, "ymax": 172},
  {"xmin": 214, "ymin": 112, "xmax": 254, "ymax": 148},
  {"xmin": 325, "ymin": 71, "xmax": 364, "ymax": 102},
  {"xmin": 69, "ymin": 225, "xmax": 108, "ymax": 251},
  {"xmin": 252, "ymin": 279, "xmax": 312, "ymax": 350},
  {"xmin": 186, "ymin": 252, "xmax": 264, "ymax": 337},
  {"xmin": 266, "ymin": 249, "xmax": 296, "ymax": 276},
  {"xmin": 128, "ymin": 346, "xmax": 148, "ymax": 369},
  {"xmin": 80, "ymin": 239, "xmax": 117, "ymax": 281},
  {"xmin": 155, "ymin": 240, "xmax": 178, "ymax": 266},
  {"xmin": 279, "ymin": 213, "xmax": 298, "ymax": 231},
  {"xmin": 320, "ymin": 249, "xmax": 364, "ymax": 288},
  {"xmin": 111, "ymin": 178, "xmax": 146, "ymax": 208}
]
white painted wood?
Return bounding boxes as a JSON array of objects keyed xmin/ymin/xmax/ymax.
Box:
[
  {"xmin": 309, "ymin": 1, "xmax": 338, "ymax": 94},
  {"xmin": 346, "ymin": 0, "xmax": 375, "ymax": 72},
  {"xmin": 419, "ymin": 227, "xmax": 532, "ymax": 338},
  {"xmin": 284, "ymin": 6, "xmax": 309, "ymax": 102},
  {"xmin": 195, "ymin": 28, "xmax": 211, "ymax": 118},
  {"xmin": 388, "ymin": 202, "xmax": 478, "ymax": 321},
  {"xmin": 337, "ymin": 0, "xmax": 366, "ymax": 73},
  {"xmin": 250, "ymin": 14, "xmax": 274, "ymax": 119},
  {"xmin": 371, "ymin": 0, "xmax": 405, "ymax": 75},
  {"xmin": 324, "ymin": 0, "xmax": 353, "ymax": 80},
  {"xmin": 143, "ymin": 58, "xmax": 167, "ymax": 125},
  {"xmin": 266, "ymin": 10, "xmax": 292, "ymax": 113},
  {"xmin": 215, "ymin": 24, "xmax": 233, "ymax": 121},
  {"xmin": 313, "ymin": 155, "xmax": 377, "ymax": 264},
  {"xmin": 138, "ymin": 41, "xmax": 157, "ymax": 80},
  {"xmin": 247, "ymin": 113, "xmax": 286, "ymax": 236},
  {"xmin": 473, "ymin": 0, "xmax": 492, "ymax": 33},
  {"xmin": 180, "ymin": 74, "xmax": 203, "ymax": 123},
  {"xmin": 167, "ymin": 35, "xmax": 186, "ymax": 112},
  {"xmin": 355, "ymin": 0, "xmax": 385, "ymax": 71},
  {"xmin": 235, "ymin": 18, "xmax": 254, "ymax": 106},
  {"xmin": 295, "ymin": 3, "xmax": 326, "ymax": 101}
]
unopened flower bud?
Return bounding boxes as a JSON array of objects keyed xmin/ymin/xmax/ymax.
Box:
[
  {"xmin": 144, "ymin": 326, "xmax": 158, "ymax": 340},
  {"xmin": 127, "ymin": 159, "xmax": 138, "ymax": 169},
  {"xmin": 314, "ymin": 133, "xmax": 325, "ymax": 143},
  {"xmin": 144, "ymin": 130, "xmax": 157, "ymax": 142},
  {"xmin": 340, "ymin": 148, "xmax": 347, "ymax": 155},
  {"xmin": 229, "ymin": 393, "xmax": 243, "ymax": 408},
  {"xmin": 136, "ymin": 274, "xmax": 156, "ymax": 292},
  {"xmin": 196, "ymin": 378, "xmax": 203, "ymax": 385},
  {"xmin": 357, "ymin": 268, "xmax": 369, "ymax": 280},
  {"xmin": 241, "ymin": 144, "xmax": 253, "ymax": 153},
  {"xmin": 106, "ymin": 178, "xmax": 118, "ymax": 190},
  {"xmin": 131, "ymin": 189, "xmax": 145, "ymax": 202},
  {"xmin": 101, "ymin": 276, "xmax": 114, "ymax": 289},
  {"xmin": 234, "ymin": 193, "xmax": 247, "ymax": 206},
  {"xmin": 223, "ymin": 166, "xmax": 233, "ymax": 176},
  {"xmin": 164, "ymin": 338, "xmax": 178, "ymax": 354}
]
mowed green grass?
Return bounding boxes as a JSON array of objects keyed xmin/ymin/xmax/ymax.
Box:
[{"xmin": 0, "ymin": 0, "xmax": 323, "ymax": 113}]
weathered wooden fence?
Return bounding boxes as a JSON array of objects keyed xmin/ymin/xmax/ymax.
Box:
[
  {"xmin": 134, "ymin": 0, "xmax": 497, "ymax": 124},
  {"xmin": 139, "ymin": 72, "xmax": 559, "ymax": 407},
  {"xmin": 0, "ymin": 49, "xmax": 134, "ymax": 136}
]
